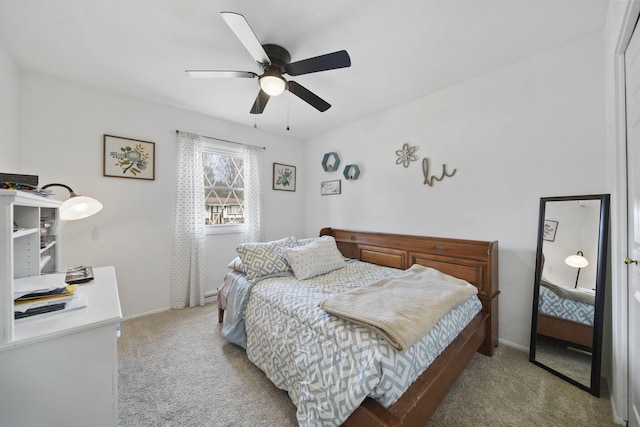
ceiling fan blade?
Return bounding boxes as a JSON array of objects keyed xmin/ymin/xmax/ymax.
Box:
[
  {"xmin": 287, "ymin": 81, "xmax": 331, "ymax": 112},
  {"xmin": 285, "ymin": 50, "xmax": 351, "ymax": 76},
  {"xmin": 221, "ymin": 12, "xmax": 270, "ymax": 65},
  {"xmin": 250, "ymin": 90, "xmax": 270, "ymax": 114},
  {"xmin": 185, "ymin": 70, "xmax": 257, "ymax": 79}
]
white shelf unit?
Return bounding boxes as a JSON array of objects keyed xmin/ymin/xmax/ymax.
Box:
[{"xmin": 0, "ymin": 189, "xmax": 62, "ymax": 343}]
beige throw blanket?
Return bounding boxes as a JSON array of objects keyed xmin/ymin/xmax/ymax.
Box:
[
  {"xmin": 319, "ymin": 264, "xmax": 478, "ymax": 352},
  {"xmin": 541, "ymin": 280, "xmax": 595, "ymax": 305}
]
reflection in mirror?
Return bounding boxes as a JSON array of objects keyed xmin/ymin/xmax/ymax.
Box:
[{"xmin": 529, "ymin": 194, "xmax": 609, "ymax": 396}]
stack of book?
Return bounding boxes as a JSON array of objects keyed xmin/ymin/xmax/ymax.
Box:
[{"xmin": 14, "ymin": 284, "xmax": 81, "ymax": 319}]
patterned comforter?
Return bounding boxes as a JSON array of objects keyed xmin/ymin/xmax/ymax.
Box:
[
  {"xmin": 538, "ymin": 284, "xmax": 594, "ymax": 325},
  {"xmin": 243, "ymin": 260, "xmax": 482, "ymax": 426}
]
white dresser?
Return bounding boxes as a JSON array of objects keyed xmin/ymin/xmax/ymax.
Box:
[{"xmin": 0, "ymin": 266, "xmax": 122, "ymax": 426}]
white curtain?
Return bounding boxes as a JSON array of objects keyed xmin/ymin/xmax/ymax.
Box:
[
  {"xmin": 170, "ymin": 131, "xmax": 205, "ymax": 308},
  {"xmin": 243, "ymin": 144, "xmax": 264, "ymax": 242}
]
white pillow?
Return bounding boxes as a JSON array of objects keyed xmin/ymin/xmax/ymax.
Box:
[
  {"xmin": 237, "ymin": 236, "xmax": 296, "ymax": 282},
  {"xmin": 296, "ymin": 237, "xmax": 322, "ymax": 246},
  {"xmin": 284, "ymin": 236, "xmax": 346, "ymax": 280}
]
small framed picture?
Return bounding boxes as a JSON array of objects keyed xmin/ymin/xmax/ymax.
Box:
[
  {"xmin": 273, "ymin": 163, "xmax": 296, "ymax": 191},
  {"xmin": 104, "ymin": 134, "xmax": 155, "ymax": 180},
  {"xmin": 321, "ymin": 180, "xmax": 341, "ymax": 195},
  {"xmin": 543, "ymin": 220, "xmax": 558, "ymax": 242}
]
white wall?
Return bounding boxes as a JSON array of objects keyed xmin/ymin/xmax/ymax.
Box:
[
  {"xmin": 17, "ymin": 71, "xmax": 305, "ymax": 317},
  {"xmin": 0, "ymin": 41, "xmax": 19, "ymax": 171},
  {"xmin": 304, "ymin": 33, "xmax": 606, "ymax": 349}
]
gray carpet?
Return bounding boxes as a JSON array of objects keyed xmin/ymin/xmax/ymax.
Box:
[{"xmin": 118, "ymin": 304, "xmax": 617, "ymax": 426}]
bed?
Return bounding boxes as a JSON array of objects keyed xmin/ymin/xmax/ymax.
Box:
[
  {"xmin": 218, "ymin": 228, "xmax": 499, "ymax": 427},
  {"xmin": 536, "ymin": 280, "xmax": 594, "ymax": 348}
]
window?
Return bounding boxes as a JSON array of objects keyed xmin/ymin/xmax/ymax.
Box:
[{"xmin": 203, "ymin": 143, "xmax": 244, "ymax": 233}]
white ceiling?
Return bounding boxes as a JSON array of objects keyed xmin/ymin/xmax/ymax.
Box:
[{"xmin": 0, "ymin": 0, "xmax": 609, "ymax": 140}]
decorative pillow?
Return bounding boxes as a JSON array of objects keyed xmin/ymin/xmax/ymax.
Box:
[
  {"xmin": 295, "ymin": 237, "xmax": 321, "ymax": 246},
  {"xmin": 226, "ymin": 256, "xmax": 246, "ymax": 273},
  {"xmin": 284, "ymin": 236, "xmax": 346, "ymax": 280},
  {"xmin": 236, "ymin": 236, "xmax": 297, "ymax": 282}
]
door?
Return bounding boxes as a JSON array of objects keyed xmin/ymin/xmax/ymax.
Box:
[{"xmin": 626, "ymin": 17, "xmax": 640, "ymax": 427}]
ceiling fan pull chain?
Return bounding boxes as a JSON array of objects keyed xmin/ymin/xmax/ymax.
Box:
[{"xmin": 286, "ymin": 95, "xmax": 290, "ymax": 131}]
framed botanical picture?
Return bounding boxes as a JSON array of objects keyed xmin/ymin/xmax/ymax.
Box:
[
  {"xmin": 321, "ymin": 180, "xmax": 341, "ymax": 195},
  {"xmin": 103, "ymin": 134, "xmax": 155, "ymax": 180},
  {"xmin": 273, "ymin": 163, "xmax": 296, "ymax": 191},
  {"xmin": 543, "ymin": 220, "xmax": 558, "ymax": 242}
]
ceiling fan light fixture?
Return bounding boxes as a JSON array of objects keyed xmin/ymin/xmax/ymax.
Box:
[{"xmin": 259, "ymin": 74, "xmax": 286, "ymax": 96}]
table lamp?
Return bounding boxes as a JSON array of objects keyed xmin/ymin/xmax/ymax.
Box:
[
  {"xmin": 41, "ymin": 183, "xmax": 103, "ymax": 220},
  {"xmin": 565, "ymin": 250, "xmax": 589, "ymax": 288}
]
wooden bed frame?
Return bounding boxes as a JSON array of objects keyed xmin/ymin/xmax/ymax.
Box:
[
  {"xmin": 219, "ymin": 228, "xmax": 499, "ymax": 427},
  {"xmin": 319, "ymin": 228, "xmax": 499, "ymax": 427},
  {"xmin": 536, "ymin": 313, "xmax": 593, "ymax": 348}
]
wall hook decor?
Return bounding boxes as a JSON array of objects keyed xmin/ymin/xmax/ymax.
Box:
[{"xmin": 422, "ymin": 158, "xmax": 457, "ymax": 187}]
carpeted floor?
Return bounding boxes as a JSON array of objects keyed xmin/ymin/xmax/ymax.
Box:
[{"xmin": 118, "ymin": 304, "xmax": 618, "ymax": 427}]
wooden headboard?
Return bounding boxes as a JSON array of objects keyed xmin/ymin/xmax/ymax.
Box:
[{"xmin": 320, "ymin": 227, "xmax": 499, "ymax": 353}]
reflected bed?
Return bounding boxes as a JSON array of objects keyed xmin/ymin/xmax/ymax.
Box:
[{"xmin": 536, "ymin": 281, "xmax": 594, "ymax": 348}]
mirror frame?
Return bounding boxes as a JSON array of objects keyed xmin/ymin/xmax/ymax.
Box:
[{"xmin": 529, "ymin": 194, "xmax": 610, "ymax": 396}]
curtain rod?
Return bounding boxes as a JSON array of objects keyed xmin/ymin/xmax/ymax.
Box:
[{"xmin": 175, "ymin": 129, "xmax": 266, "ymax": 150}]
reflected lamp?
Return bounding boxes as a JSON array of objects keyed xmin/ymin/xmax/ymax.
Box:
[
  {"xmin": 565, "ymin": 250, "xmax": 589, "ymax": 288},
  {"xmin": 41, "ymin": 183, "xmax": 103, "ymax": 220}
]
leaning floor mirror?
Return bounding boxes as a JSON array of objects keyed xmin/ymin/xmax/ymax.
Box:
[{"xmin": 529, "ymin": 194, "xmax": 610, "ymax": 396}]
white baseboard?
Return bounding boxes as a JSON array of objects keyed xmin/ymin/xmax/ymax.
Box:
[
  {"xmin": 204, "ymin": 290, "xmax": 218, "ymax": 304},
  {"xmin": 609, "ymin": 375, "xmax": 628, "ymax": 425},
  {"xmin": 499, "ymin": 338, "xmax": 528, "ymax": 353},
  {"xmin": 122, "ymin": 307, "xmax": 170, "ymax": 321},
  {"xmin": 121, "ymin": 294, "xmax": 218, "ymax": 322}
]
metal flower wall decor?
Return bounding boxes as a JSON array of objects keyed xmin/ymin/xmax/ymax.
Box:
[{"xmin": 395, "ymin": 143, "xmax": 418, "ymax": 168}]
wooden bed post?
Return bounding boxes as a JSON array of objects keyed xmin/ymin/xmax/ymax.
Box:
[{"xmin": 478, "ymin": 240, "xmax": 499, "ymax": 356}]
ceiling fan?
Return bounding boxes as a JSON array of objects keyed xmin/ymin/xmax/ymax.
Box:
[{"xmin": 185, "ymin": 12, "xmax": 351, "ymax": 114}]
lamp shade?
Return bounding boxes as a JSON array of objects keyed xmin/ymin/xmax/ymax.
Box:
[
  {"xmin": 565, "ymin": 253, "xmax": 589, "ymax": 269},
  {"xmin": 41, "ymin": 183, "xmax": 103, "ymax": 220},
  {"xmin": 60, "ymin": 195, "xmax": 103, "ymax": 220}
]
